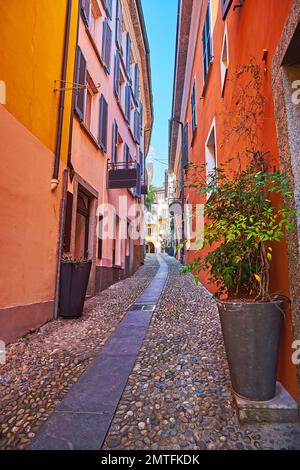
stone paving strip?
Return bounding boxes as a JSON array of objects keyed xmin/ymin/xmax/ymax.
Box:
[
  {"xmin": 0, "ymin": 255, "xmax": 159, "ymax": 450},
  {"xmin": 103, "ymin": 256, "xmax": 300, "ymax": 451},
  {"xmin": 28, "ymin": 256, "xmax": 169, "ymax": 450}
]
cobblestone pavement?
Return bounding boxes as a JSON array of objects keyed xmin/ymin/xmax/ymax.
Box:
[
  {"xmin": 103, "ymin": 255, "xmax": 300, "ymax": 450},
  {"xmin": 0, "ymin": 255, "xmax": 159, "ymax": 450}
]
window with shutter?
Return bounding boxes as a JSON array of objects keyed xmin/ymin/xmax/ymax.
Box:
[
  {"xmin": 182, "ymin": 123, "xmax": 189, "ymax": 167},
  {"xmin": 98, "ymin": 94, "xmax": 108, "ymax": 152},
  {"xmin": 221, "ymin": 0, "xmax": 233, "ymax": 20},
  {"xmin": 123, "ymin": 143, "xmax": 130, "ymax": 167},
  {"xmin": 116, "ymin": 0, "xmax": 122, "ymax": 50},
  {"xmin": 125, "ymin": 84, "xmax": 131, "ymax": 123},
  {"xmin": 134, "ymin": 109, "xmax": 140, "ymax": 144},
  {"xmin": 104, "ymin": 0, "xmax": 113, "ymax": 20},
  {"xmin": 114, "ymin": 53, "xmax": 120, "ymax": 98},
  {"xmin": 139, "ymin": 101, "xmax": 143, "ymax": 136},
  {"xmin": 112, "ymin": 120, "xmax": 118, "ymax": 163},
  {"xmin": 202, "ymin": 2, "xmax": 213, "ymax": 84},
  {"xmin": 191, "ymin": 80, "xmax": 197, "ymax": 135},
  {"xmin": 81, "ymin": 0, "xmax": 90, "ymax": 26},
  {"xmin": 140, "ymin": 150, "xmax": 144, "ymax": 177},
  {"xmin": 134, "ymin": 162, "xmax": 141, "ymax": 198},
  {"xmin": 102, "ymin": 19, "xmax": 112, "ymax": 73},
  {"xmin": 126, "ymin": 33, "xmax": 132, "ymax": 78},
  {"xmin": 75, "ymin": 48, "xmax": 87, "ymax": 121},
  {"xmin": 134, "ymin": 64, "xmax": 140, "ymax": 101}
]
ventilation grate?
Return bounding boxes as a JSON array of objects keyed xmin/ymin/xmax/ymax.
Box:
[{"xmin": 130, "ymin": 304, "xmax": 156, "ymax": 312}]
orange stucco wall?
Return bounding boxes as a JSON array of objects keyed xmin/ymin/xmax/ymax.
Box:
[
  {"xmin": 180, "ymin": 0, "xmax": 297, "ymax": 398},
  {"xmin": 0, "ymin": 1, "xmax": 78, "ymax": 341}
]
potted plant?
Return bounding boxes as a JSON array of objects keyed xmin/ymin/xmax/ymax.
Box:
[
  {"xmin": 59, "ymin": 256, "xmax": 92, "ymax": 318},
  {"xmin": 182, "ymin": 63, "xmax": 299, "ymax": 401}
]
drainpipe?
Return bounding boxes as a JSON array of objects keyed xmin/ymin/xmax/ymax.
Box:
[
  {"xmin": 52, "ymin": 0, "xmax": 77, "ymax": 320},
  {"xmin": 51, "ymin": 0, "xmax": 73, "ymax": 189}
]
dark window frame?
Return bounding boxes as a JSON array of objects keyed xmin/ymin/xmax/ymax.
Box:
[
  {"xmin": 191, "ymin": 79, "xmax": 197, "ymax": 135},
  {"xmin": 202, "ymin": 2, "xmax": 213, "ymax": 85},
  {"xmin": 221, "ymin": 0, "xmax": 233, "ymax": 20},
  {"xmin": 112, "ymin": 120, "xmax": 118, "ymax": 164},
  {"xmin": 74, "ymin": 47, "xmax": 87, "ymax": 121},
  {"xmin": 101, "ymin": 19, "xmax": 112, "ymax": 73},
  {"xmin": 98, "ymin": 94, "xmax": 108, "ymax": 153},
  {"xmin": 81, "ymin": 0, "xmax": 90, "ymax": 26}
]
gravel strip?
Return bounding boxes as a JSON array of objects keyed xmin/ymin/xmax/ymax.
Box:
[
  {"xmin": 0, "ymin": 255, "xmax": 159, "ymax": 450},
  {"xmin": 103, "ymin": 255, "xmax": 300, "ymax": 451}
]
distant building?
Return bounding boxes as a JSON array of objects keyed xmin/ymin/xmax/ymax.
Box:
[{"xmin": 146, "ymin": 187, "xmax": 169, "ymax": 254}]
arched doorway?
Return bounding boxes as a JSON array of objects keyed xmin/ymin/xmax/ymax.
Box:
[{"xmin": 147, "ymin": 242, "xmax": 155, "ymax": 253}]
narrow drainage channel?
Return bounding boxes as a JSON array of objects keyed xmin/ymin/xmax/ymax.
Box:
[{"xmin": 29, "ymin": 255, "xmax": 169, "ymax": 450}]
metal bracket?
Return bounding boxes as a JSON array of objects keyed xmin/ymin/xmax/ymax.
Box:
[{"xmin": 53, "ymin": 80, "xmax": 101, "ymax": 93}]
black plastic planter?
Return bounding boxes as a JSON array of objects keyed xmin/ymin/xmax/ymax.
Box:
[
  {"xmin": 59, "ymin": 260, "xmax": 92, "ymax": 318},
  {"xmin": 217, "ymin": 300, "xmax": 284, "ymax": 401}
]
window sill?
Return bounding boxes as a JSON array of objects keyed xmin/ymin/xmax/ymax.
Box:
[
  {"xmin": 202, "ymin": 59, "xmax": 214, "ymax": 98},
  {"xmin": 79, "ymin": 120, "xmax": 103, "ymax": 152}
]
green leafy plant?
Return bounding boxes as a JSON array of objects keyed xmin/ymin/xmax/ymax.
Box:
[
  {"xmin": 184, "ymin": 154, "xmax": 297, "ymax": 300},
  {"xmin": 145, "ymin": 184, "xmax": 157, "ymax": 211},
  {"xmin": 182, "ymin": 62, "xmax": 299, "ymax": 301}
]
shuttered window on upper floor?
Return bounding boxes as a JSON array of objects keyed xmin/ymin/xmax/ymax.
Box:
[
  {"xmin": 221, "ymin": 0, "xmax": 233, "ymax": 20},
  {"xmin": 140, "ymin": 101, "xmax": 143, "ymax": 136},
  {"xmin": 116, "ymin": 0, "xmax": 123, "ymax": 51},
  {"xmin": 114, "ymin": 52, "xmax": 121, "ymax": 98},
  {"xmin": 125, "ymin": 84, "xmax": 131, "ymax": 123},
  {"xmin": 123, "ymin": 143, "xmax": 130, "ymax": 167},
  {"xmin": 81, "ymin": 0, "xmax": 90, "ymax": 26},
  {"xmin": 134, "ymin": 64, "xmax": 140, "ymax": 102},
  {"xmin": 134, "ymin": 162, "xmax": 141, "ymax": 198},
  {"xmin": 134, "ymin": 109, "xmax": 140, "ymax": 144},
  {"xmin": 191, "ymin": 79, "xmax": 197, "ymax": 136},
  {"xmin": 112, "ymin": 120, "xmax": 118, "ymax": 163},
  {"xmin": 98, "ymin": 94, "xmax": 108, "ymax": 153},
  {"xmin": 182, "ymin": 123, "xmax": 189, "ymax": 168},
  {"xmin": 75, "ymin": 47, "xmax": 87, "ymax": 121},
  {"xmin": 126, "ymin": 33, "xmax": 132, "ymax": 79},
  {"xmin": 104, "ymin": 0, "xmax": 113, "ymax": 20},
  {"xmin": 102, "ymin": 19, "xmax": 112, "ymax": 73},
  {"xmin": 202, "ymin": 2, "xmax": 213, "ymax": 84},
  {"xmin": 140, "ymin": 150, "xmax": 144, "ymax": 177}
]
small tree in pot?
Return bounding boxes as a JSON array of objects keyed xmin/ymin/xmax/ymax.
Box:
[
  {"xmin": 183, "ymin": 63, "xmax": 299, "ymax": 401},
  {"xmin": 59, "ymin": 256, "xmax": 92, "ymax": 318}
]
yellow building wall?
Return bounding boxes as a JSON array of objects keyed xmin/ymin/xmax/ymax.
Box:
[
  {"xmin": 0, "ymin": 0, "xmax": 78, "ymax": 163},
  {"xmin": 0, "ymin": 0, "xmax": 78, "ymax": 342}
]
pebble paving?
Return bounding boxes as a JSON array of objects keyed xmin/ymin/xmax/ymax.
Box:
[
  {"xmin": 103, "ymin": 255, "xmax": 300, "ymax": 450},
  {"xmin": 0, "ymin": 255, "xmax": 159, "ymax": 450}
]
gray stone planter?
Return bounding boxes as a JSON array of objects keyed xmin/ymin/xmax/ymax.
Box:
[{"xmin": 217, "ymin": 300, "xmax": 284, "ymax": 401}]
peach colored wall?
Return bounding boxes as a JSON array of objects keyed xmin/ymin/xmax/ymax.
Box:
[
  {"xmin": 0, "ymin": 105, "xmax": 64, "ymax": 308},
  {"xmin": 178, "ymin": 0, "xmax": 297, "ymax": 398}
]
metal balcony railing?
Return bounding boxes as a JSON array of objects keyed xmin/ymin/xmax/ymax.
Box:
[{"xmin": 107, "ymin": 160, "xmax": 138, "ymax": 189}]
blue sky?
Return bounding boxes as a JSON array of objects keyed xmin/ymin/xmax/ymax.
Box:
[{"xmin": 142, "ymin": 0, "xmax": 177, "ymax": 187}]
